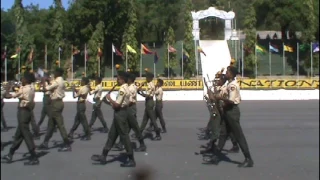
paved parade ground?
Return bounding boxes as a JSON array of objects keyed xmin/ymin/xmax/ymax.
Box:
[{"xmin": 1, "ymin": 100, "xmax": 319, "ymax": 180}]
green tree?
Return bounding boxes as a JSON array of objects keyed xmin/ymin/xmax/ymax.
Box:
[
  {"xmin": 183, "ymin": 0, "xmax": 196, "ymax": 79},
  {"xmin": 242, "ymin": 2, "xmax": 257, "ymax": 76},
  {"xmin": 121, "ymin": 0, "xmax": 139, "ymax": 72},
  {"xmin": 88, "ymin": 21, "xmax": 105, "ymax": 78},
  {"xmin": 164, "ymin": 26, "xmax": 177, "ymax": 77}
]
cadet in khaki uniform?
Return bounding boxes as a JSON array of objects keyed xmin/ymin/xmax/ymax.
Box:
[
  {"xmin": 1, "ymin": 83, "xmax": 8, "ymax": 131},
  {"xmin": 38, "ymin": 68, "xmax": 71, "ymax": 152},
  {"xmin": 30, "ymin": 80, "xmax": 41, "ymax": 139},
  {"xmin": 37, "ymin": 74, "xmax": 52, "ymax": 128},
  {"xmin": 88, "ymin": 77, "xmax": 108, "ymax": 133},
  {"xmin": 68, "ymin": 77, "xmax": 91, "ymax": 140},
  {"xmin": 91, "ymin": 72, "xmax": 136, "ymax": 167},
  {"xmin": 2, "ymin": 72, "xmax": 39, "ymax": 165},
  {"xmin": 154, "ymin": 79, "xmax": 166, "ymax": 133},
  {"xmin": 138, "ymin": 73, "xmax": 161, "ymax": 140},
  {"xmin": 214, "ymin": 66, "xmax": 253, "ymax": 167}
]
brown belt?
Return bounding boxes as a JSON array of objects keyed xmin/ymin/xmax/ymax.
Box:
[{"xmin": 52, "ymin": 99, "xmax": 62, "ymax": 101}]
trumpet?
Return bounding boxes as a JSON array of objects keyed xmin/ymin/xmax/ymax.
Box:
[{"xmin": 203, "ymin": 76, "xmax": 217, "ymax": 117}]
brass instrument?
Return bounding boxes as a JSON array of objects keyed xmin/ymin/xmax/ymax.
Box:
[{"xmin": 203, "ymin": 76, "xmax": 217, "ymax": 117}]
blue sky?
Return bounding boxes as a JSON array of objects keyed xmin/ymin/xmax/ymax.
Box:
[{"xmin": 1, "ymin": 0, "xmax": 69, "ymax": 10}]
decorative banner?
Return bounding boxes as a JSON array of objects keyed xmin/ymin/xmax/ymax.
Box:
[{"xmin": 26, "ymin": 79, "xmax": 319, "ymax": 91}]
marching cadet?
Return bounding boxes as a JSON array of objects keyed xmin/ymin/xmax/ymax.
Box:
[
  {"xmin": 138, "ymin": 73, "xmax": 161, "ymax": 140},
  {"xmin": 29, "ymin": 74, "xmax": 41, "ymax": 139},
  {"xmin": 2, "ymin": 72, "xmax": 39, "ymax": 165},
  {"xmin": 37, "ymin": 68, "xmax": 71, "ymax": 152},
  {"xmin": 154, "ymin": 78, "xmax": 166, "ymax": 133},
  {"xmin": 127, "ymin": 73, "xmax": 147, "ymax": 151},
  {"xmin": 68, "ymin": 77, "xmax": 91, "ymax": 140},
  {"xmin": 91, "ymin": 71, "xmax": 136, "ymax": 167},
  {"xmin": 88, "ymin": 77, "xmax": 109, "ymax": 133},
  {"xmin": 1, "ymin": 82, "xmax": 8, "ymax": 131},
  {"xmin": 214, "ymin": 66, "xmax": 254, "ymax": 167},
  {"xmin": 37, "ymin": 73, "xmax": 52, "ymax": 128}
]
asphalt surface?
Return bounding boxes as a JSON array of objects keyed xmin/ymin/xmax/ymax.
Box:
[{"xmin": 1, "ymin": 101, "xmax": 319, "ymax": 180}]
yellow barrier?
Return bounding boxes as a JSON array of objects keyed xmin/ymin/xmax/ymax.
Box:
[{"xmin": 4, "ymin": 79, "xmax": 319, "ymax": 90}]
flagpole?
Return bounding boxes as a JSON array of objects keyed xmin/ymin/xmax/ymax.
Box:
[
  {"xmin": 297, "ymin": 42, "xmax": 299, "ymax": 82},
  {"xmin": 310, "ymin": 42, "xmax": 313, "ymax": 77},
  {"xmin": 254, "ymin": 43, "xmax": 257, "ymax": 89},
  {"xmin": 4, "ymin": 45, "xmax": 7, "ymax": 82},
  {"xmin": 241, "ymin": 42, "xmax": 244, "ymax": 77},
  {"xmin": 140, "ymin": 44, "xmax": 142, "ymax": 77},
  {"xmin": 126, "ymin": 45, "xmax": 128, "ymax": 71},
  {"xmin": 181, "ymin": 41, "xmax": 184, "ymax": 79},
  {"xmin": 111, "ymin": 44, "xmax": 114, "ymax": 79},
  {"xmin": 58, "ymin": 46, "xmax": 61, "ymax": 68},
  {"xmin": 269, "ymin": 42, "xmax": 271, "ymax": 78},
  {"xmin": 45, "ymin": 44, "xmax": 47, "ymax": 69},
  {"xmin": 282, "ymin": 43, "xmax": 285, "ymax": 76},
  {"xmin": 84, "ymin": 43, "xmax": 87, "ymax": 77},
  {"xmin": 71, "ymin": 45, "xmax": 73, "ymax": 80},
  {"xmin": 18, "ymin": 45, "xmax": 21, "ymax": 75},
  {"xmin": 167, "ymin": 43, "xmax": 169, "ymax": 79}
]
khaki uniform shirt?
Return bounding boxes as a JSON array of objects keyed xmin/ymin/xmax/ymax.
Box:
[
  {"xmin": 42, "ymin": 82, "xmax": 52, "ymax": 95},
  {"xmin": 145, "ymin": 81, "xmax": 155, "ymax": 97},
  {"xmin": 76, "ymin": 85, "xmax": 90, "ymax": 102},
  {"xmin": 91, "ymin": 84, "xmax": 103, "ymax": 99},
  {"xmin": 128, "ymin": 83, "xmax": 137, "ymax": 103},
  {"xmin": 227, "ymin": 79, "xmax": 241, "ymax": 104},
  {"xmin": 155, "ymin": 87, "xmax": 163, "ymax": 101},
  {"xmin": 45, "ymin": 77, "xmax": 65, "ymax": 100},
  {"xmin": 12, "ymin": 84, "xmax": 35, "ymax": 108},
  {"xmin": 115, "ymin": 83, "xmax": 130, "ymax": 107}
]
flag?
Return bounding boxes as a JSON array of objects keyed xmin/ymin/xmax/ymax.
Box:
[
  {"xmin": 283, "ymin": 45, "xmax": 293, "ymax": 52},
  {"xmin": 98, "ymin": 47, "xmax": 103, "ymax": 57},
  {"xmin": 256, "ymin": 45, "xmax": 266, "ymax": 54},
  {"xmin": 168, "ymin": 45, "xmax": 177, "ymax": 53},
  {"xmin": 1, "ymin": 48, "xmax": 6, "ymax": 60},
  {"xmin": 299, "ymin": 44, "xmax": 309, "ymax": 52},
  {"xmin": 112, "ymin": 44, "xmax": 123, "ymax": 56},
  {"xmin": 84, "ymin": 46, "xmax": 89, "ymax": 61},
  {"xmin": 59, "ymin": 46, "xmax": 62, "ymax": 54},
  {"xmin": 197, "ymin": 46, "xmax": 206, "ymax": 56},
  {"xmin": 269, "ymin": 44, "xmax": 279, "ymax": 53},
  {"xmin": 10, "ymin": 47, "xmax": 21, "ymax": 59},
  {"xmin": 126, "ymin": 45, "xmax": 137, "ymax": 54},
  {"xmin": 154, "ymin": 52, "xmax": 159, "ymax": 63},
  {"xmin": 27, "ymin": 48, "xmax": 34, "ymax": 63},
  {"xmin": 312, "ymin": 43, "xmax": 319, "ymax": 53},
  {"xmin": 183, "ymin": 49, "xmax": 189, "ymax": 59},
  {"xmin": 141, "ymin": 44, "xmax": 153, "ymax": 54}
]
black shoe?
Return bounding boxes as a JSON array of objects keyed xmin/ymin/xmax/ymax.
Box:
[
  {"xmin": 161, "ymin": 129, "xmax": 167, "ymax": 133},
  {"xmin": 238, "ymin": 158, "xmax": 254, "ymax": 168},
  {"xmin": 135, "ymin": 144, "xmax": 147, "ymax": 152},
  {"xmin": 58, "ymin": 145, "xmax": 72, "ymax": 152},
  {"xmin": 153, "ymin": 135, "xmax": 161, "ymax": 141},
  {"xmin": 228, "ymin": 146, "xmax": 240, "ymax": 153},
  {"xmin": 101, "ymin": 128, "xmax": 109, "ymax": 133},
  {"xmin": 91, "ymin": 154, "xmax": 107, "ymax": 164},
  {"xmin": 120, "ymin": 159, "xmax": 136, "ymax": 167},
  {"xmin": 37, "ymin": 143, "xmax": 49, "ymax": 150},
  {"xmin": 24, "ymin": 158, "xmax": 39, "ymax": 166},
  {"xmin": 67, "ymin": 133, "xmax": 74, "ymax": 139},
  {"xmin": 80, "ymin": 136, "xmax": 91, "ymax": 141},
  {"xmin": 2, "ymin": 154, "xmax": 13, "ymax": 163},
  {"xmin": 146, "ymin": 127, "xmax": 153, "ymax": 132},
  {"xmin": 203, "ymin": 155, "xmax": 220, "ymax": 165}
]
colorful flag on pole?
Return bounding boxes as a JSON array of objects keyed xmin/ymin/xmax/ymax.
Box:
[
  {"xmin": 283, "ymin": 45, "xmax": 294, "ymax": 52},
  {"xmin": 126, "ymin": 45, "xmax": 137, "ymax": 54},
  {"xmin": 112, "ymin": 44, "xmax": 123, "ymax": 56},
  {"xmin": 312, "ymin": 43, "xmax": 319, "ymax": 53},
  {"xmin": 10, "ymin": 47, "xmax": 21, "ymax": 59},
  {"xmin": 1, "ymin": 48, "xmax": 6, "ymax": 60},
  {"xmin": 59, "ymin": 46, "xmax": 62, "ymax": 54},
  {"xmin": 27, "ymin": 48, "xmax": 34, "ymax": 63},
  {"xmin": 256, "ymin": 45, "xmax": 266, "ymax": 54},
  {"xmin": 269, "ymin": 44, "xmax": 279, "ymax": 53},
  {"xmin": 197, "ymin": 46, "xmax": 206, "ymax": 56},
  {"xmin": 154, "ymin": 52, "xmax": 159, "ymax": 63},
  {"xmin": 84, "ymin": 46, "xmax": 89, "ymax": 61},
  {"xmin": 168, "ymin": 45, "xmax": 177, "ymax": 53},
  {"xmin": 183, "ymin": 49, "xmax": 189, "ymax": 59},
  {"xmin": 141, "ymin": 44, "xmax": 153, "ymax": 54},
  {"xmin": 98, "ymin": 47, "xmax": 103, "ymax": 57},
  {"xmin": 299, "ymin": 44, "xmax": 309, "ymax": 52}
]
